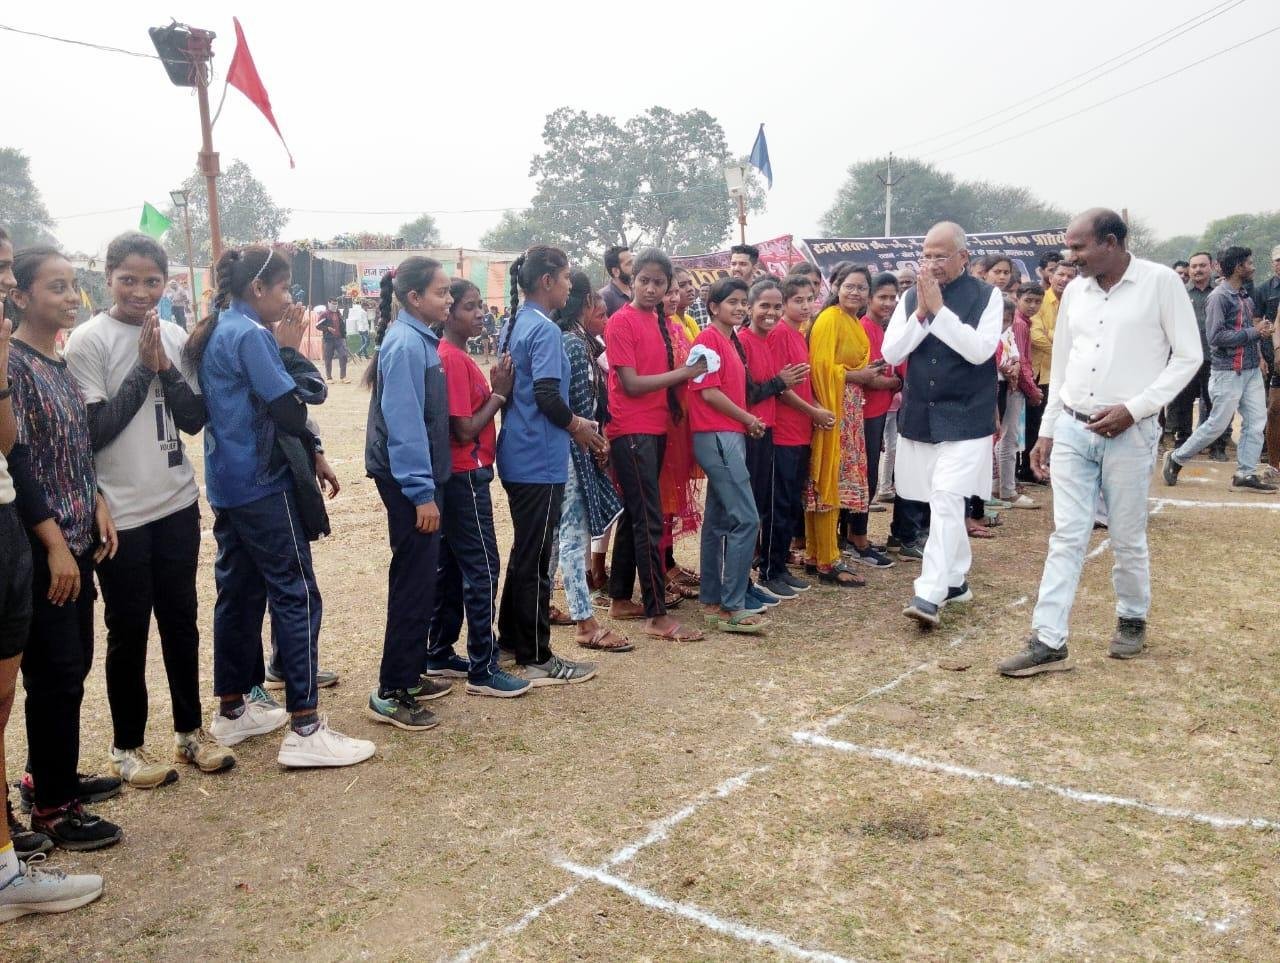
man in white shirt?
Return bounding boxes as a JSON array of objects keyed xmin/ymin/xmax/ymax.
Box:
[
  {"xmin": 882, "ymin": 222, "xmax": 1003, "ymax": 628},
  {"xmin": 998, "ymin": 209, "xmax": 1201, "ymax": 677},
  {"xmin": 348, "ymin": 300, "xmax": 372, "ymax": 359}
]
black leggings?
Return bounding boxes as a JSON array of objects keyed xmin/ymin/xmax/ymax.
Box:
[{"xmin": 608, "ymin": 434, "xmax": 668, "ymax": 618}]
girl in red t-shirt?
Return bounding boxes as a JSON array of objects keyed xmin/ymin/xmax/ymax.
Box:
[
  {"xmin": 688, "ymin": 279, "xmax": 768, "ymax": 634},
  {"xmin": 429, "ymin": 279, "xmax": 527, "ymax": 695},
  {"xmin": 658, "ymin": 284, "xmax": 703, "ymax": 602},
  {"xmin": 603, "ymin": 249, "xmax": 705, "ymax": 642}
]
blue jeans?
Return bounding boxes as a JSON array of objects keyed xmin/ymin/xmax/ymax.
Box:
[
  {"xmin": 693, "ymin": 431, "xmax": 759, "ymax": 613},
  {"xmin": 553, "ymin": 463, "xmax": 593, "ymax": 622},
  {"xmin": 212, "ymin": 490, "xmax": 321, "ymax": 713},
  {"xmin": 1173, "ymin": 367, "xmax": 1266, "ymax": 475},
  {"xmin": 428, "ymin": 468, "xmax": 501, "ymax": 681},
  {"xmin": 1032, "ymin": 414, "xmax": 1160, "ymax": 649}
]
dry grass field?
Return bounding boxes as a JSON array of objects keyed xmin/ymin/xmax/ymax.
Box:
[{"xmin": 4, "ymin": 356, "xmax": 1278, "ymax": 961}]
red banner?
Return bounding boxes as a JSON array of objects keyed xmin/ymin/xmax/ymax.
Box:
[{"xmin": 671, "ymin": 235, "xmax": 808, "ymax": 286}]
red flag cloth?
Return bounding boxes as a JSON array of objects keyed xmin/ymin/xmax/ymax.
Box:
[{"xmin": 226, "ymin": 17, "xmax": 295, "ymax": 168}]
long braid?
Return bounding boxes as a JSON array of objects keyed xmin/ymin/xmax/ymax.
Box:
[
  {"xmin": 361, "ymin": 270, "xmax": 395, "ymax": 389},
  {"xmin": 500, "ymin": 255, "xmax": 524, "ymax": 354},
  {"xmin": 654, "ymin": 301, "xmax": 682, "ymax": 424},
  {"xmin": 183, "ymin": 250, "xmax": 241, "ymax": 369}
]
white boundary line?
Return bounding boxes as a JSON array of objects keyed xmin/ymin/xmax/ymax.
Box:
[
  {"xmin": 445, "ymin": 767, "xmax": 769, "ymax": 962},
  {"xmin": 556, "ymin": 861, "xmax": 860, "ymax": 963},
  {"xmin": 1150, "ymin": 497, "xmax": 1280, "ymax": 510},
  {"xmin": 792, "ymin": 733, "xmax": 1280, "ymax": 831},
  {"xmin": 1084, "ymin": 537, "xmax": 1111, "ymax": 561}
]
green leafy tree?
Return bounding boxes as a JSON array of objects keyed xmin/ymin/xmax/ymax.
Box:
[
  {"xmin": 1139, "ymin": 233, "xmax": 1199, "ymax": 265},
  {"xmin": 1200, "ymin": 212, "xmax": 1280, "ymax": 275},
  {"xmin": 162, "ymin": 159, "xmax": 291, "ymax": 263},
  {"xmin": 485, "ymin": 107, "xmax": 764, "ymax": 267},
  {"xmin": 397, "ymin": 213, "xmax": 442, "ymax": 248},
  {"xmin": 821, "ymin": 156, "xmax": 1068, "ymax": 236},
  {"xmin": 0, "ymin": 147, "xmax": 56, "ymax": 245}
]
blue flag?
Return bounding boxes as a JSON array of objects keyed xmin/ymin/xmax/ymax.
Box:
[{"xmin": 749, "ymin": 124, "xmax": 772, "ymax": 189}]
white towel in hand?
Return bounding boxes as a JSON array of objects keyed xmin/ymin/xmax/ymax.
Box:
[{"xmin": 686, "ymin": 344, "xmax": 721, "ymax": 383}]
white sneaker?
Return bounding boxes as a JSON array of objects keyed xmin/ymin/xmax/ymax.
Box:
[
  {"xmin": 1010, "ymin": 494, "xmax": 1040, "ymax": 510},
  {"xmin": 0, "ymin": 855, "xmax": 103, "ymax": 923},
  {"xmin": 209, "ymin": 702, "xmax": 289, "ymax": 747},
  {"xmin": 108, "ymin": 746, "xmax": 179, "ymax": 789},
  {"xmin": 277, "ymin": 716, "xmax": 375, "ymax": 769}
]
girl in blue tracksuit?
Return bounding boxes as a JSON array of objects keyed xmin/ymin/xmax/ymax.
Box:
[
  {"xmin": 363, "ymin": 257, "xmax": 455, "ymax": 732},
  {"xmin": 187, "ymin": 245, "xmax": 374, "ymax": 770}
]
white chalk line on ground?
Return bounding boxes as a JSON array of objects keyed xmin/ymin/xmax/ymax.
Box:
[
  {"xmin": 556, "ymin": 861, "xmax": 860, "ymax": 963},
  {"xmin": 791, "ymin": 733, "xmax": 1280, "ymax": 832},
  {"xmin": 445, "ymin": 767, "xmax": 770, "ymax": 962},
  {"xmin": 1084, "ymin": 538, "xmax": 1111, "ymax": 561},
  {"xmin": 1150, "ymin": 497, "xmax": 1280, "ymax": 510}
]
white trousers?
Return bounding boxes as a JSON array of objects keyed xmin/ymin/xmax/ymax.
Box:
[{"xmin": 897, "ymin": 436, "xmax": 991, "ymax": 605}]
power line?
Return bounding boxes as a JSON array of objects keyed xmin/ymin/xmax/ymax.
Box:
[
  {"xmin": 0, "ymin": 23, "xmax": 158, "ymax": 59},
  {"xmin": 56, "ymin": 185, "xmax": 728, "ymax": 222},
  {"xmin": 933, "ymin": 22, "xmax": 1280, "ymax": 163},
  {"xmin": 905, "ymin": 0, "xmax": 1244, "ymax": 152}
]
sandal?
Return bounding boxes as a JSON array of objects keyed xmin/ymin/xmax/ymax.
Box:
[
  {"xmin": 548, "ymin": 605, "xmax": 574, "ymax": 626},
  {"xmin": 674, "ymin": 566, "xmax": 700, "ymax": 587},
  {"xmin": 643, "ymin": 621, "xmax": 704, "ymax": 641},
  {"xmin": 577, "ymin": 627, "xmax": 635, "ymax": 652},
  {"xmin": 663, "ymin": 588, "xmax": 685, "ymax": 609},
  {"xmin": 704, "ymin": 610, "xmax": 768, "ymax": 635},
  {"xmin": 818, "ymin": 561, "xmax": 865, "ymax": 588},
  {"xmin": 667, "ymin": 577, "xmax": 700, "ymax": 600},
  {"xmin": 967, "ymin": 523, "xmax": 995, "ymax": 539}
]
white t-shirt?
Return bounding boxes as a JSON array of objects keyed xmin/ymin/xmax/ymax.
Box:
[
  {"xmin": 0, "ymin": 449, "xmax": 14, "ymax": 506},
  {"xmin": 348, "ymin": 303, "xmax": 370, "ymax": 333},
  {"xmin": 64, "ymin": 312, "xmax": 201, "ymax": 531}
]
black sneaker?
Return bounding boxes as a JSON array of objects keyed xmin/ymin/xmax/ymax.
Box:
[
  {"xmin": 851, "ymin": 545, "xmax": 895, "ymax": 569},
  {"xmin": 902, "ymin": 596, "xmax": 940, "ymax": 628},
  {"xmin": 1231, "ymin": 473, "xmax": 1278, "ymax": 493},
  {"xmin": 30, "ymin": 803, "xmax": 123, "ymax": 852},
  {"xmin": 1209, "ymin": 448, "xmax": 1230, "ymax": 463},
  {"xmin": 1161, "ymin": 451, "xmax": 1182, "ymax": 486},
  {"xmin": 366, "ymin": 689, "xmax": 439, "ymax": 731},
  {"xmin": 778, "ymin": 571, "xmax": 810, "ymax": 592},
  {"xmin": 407, "ymin": 675, "xmax": 453, "ymax": 701},
  {"xmin": 1108, "ymin": 617, "xmax": 1147, "ymax": 659},
  {"xmin": 997, "ymin": 636, "xmax": 1072, "ymax": 677},
  {"xmin": 760, "ymin": 577, "xmax": 799, "ymax": 600},
  {"xmin": 17, "ymin": 774, "xmax": 122, "ymax": 815},
  {"xmin": 6, "ymin": 798, "xmax": 52, "ymax": 861},
  {"xmin": 942, "ymin": 582, "xmax": 973, "ymax": 606}
]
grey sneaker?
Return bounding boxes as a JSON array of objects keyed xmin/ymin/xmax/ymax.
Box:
[
  {"xmin": 896, "ymin": 541, "xmax": 924, "ymax": 562},
  {"xmin": 1161, "ymin": 451, "xmax": 1181, "ymax": 486},
  {"xmin": 0, "ymin": 854, "xmax": 103, "ymax": 923},
  {"xmin": 902, "ymin": 597, "xmax": 940, "ymax": 628},
  {"xmin": 522, "ymin": 654, "xmax": 597, "ymax": 687},
  {"xmin": 366, "ymin": 689, "xmax": 439, "ymax": 731},
  {"xmin": 264, "ymin": 665, "xmax": 339, "ymax": 691},
  {"xmin": 1108, "ymin": 617, "xmax": 1147, "ymax": 659},
  {"xmin": 246, "ymin": 685, "xmax": 280, "ymax": 710},
  {"xmin": 407, "ymin": 676, "xmax": 453, "ymax": 702},
  {"xmin": 998, "ymin": 636, "xmax": 1073, "ymax": 677}
]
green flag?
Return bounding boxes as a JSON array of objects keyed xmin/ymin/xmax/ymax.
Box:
[{"xmin": 139, "ymin": 202, "xmax": 172, "ymax": 240}]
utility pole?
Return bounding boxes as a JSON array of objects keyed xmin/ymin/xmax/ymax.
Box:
[
  {"xmin": 736, "ymin": 193, "xmax": 747, "ymax": 245},
  {"xmin": 189, "ymin": 29, "xmax": 223, "ymax": 262},
  {"xmin": 150, "ymin": 23, "xmax": 223, "ymax": 262},
  {"xmin": 877, "ymin": 152, "xmax": 905, "ymax": 236},
  {"xmin": 170, "ymin": 189, "xmax": 200, "ymax": 312}
]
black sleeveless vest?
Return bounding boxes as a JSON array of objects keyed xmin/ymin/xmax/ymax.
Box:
[{"xmin": 898, "ymin": 274, "xmax": 997, "ymax": 444}]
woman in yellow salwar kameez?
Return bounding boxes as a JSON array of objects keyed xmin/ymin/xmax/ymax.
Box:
[{"xmin": 804, "ymin": 262, "xmax": 882, "ymax": 587}]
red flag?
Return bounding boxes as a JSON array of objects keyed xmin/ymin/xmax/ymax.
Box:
[{"xmin": 225, "ymin": 17, "xmax": 295, "ymax": 168}]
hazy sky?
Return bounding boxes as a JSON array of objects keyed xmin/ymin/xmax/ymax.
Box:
[{"xmin": 4, "ymin": 0, "xmax": 1275, "ymax": 258}]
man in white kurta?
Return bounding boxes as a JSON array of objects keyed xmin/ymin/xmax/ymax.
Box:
[{"xmin": 882, "ymin": 222, "xmax": 1002, "ymax": 627}]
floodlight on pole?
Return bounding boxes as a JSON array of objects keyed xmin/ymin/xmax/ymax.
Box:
[
  {"xmin": 724, "ymin": 163, "xmax": 749, "ymax": 245},
  {"xmin": 149, "ymin": 22, "xmax": 223, "ymax": 261}
]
